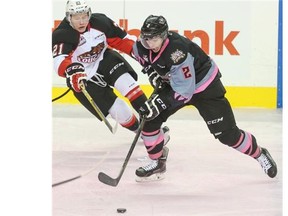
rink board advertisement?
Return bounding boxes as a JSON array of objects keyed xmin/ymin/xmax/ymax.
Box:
[{"xmin": 52, "ymin": 0, "xmax": 280, "ymax": 108}]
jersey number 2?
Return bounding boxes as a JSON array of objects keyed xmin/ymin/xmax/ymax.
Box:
[{"xmin": 182, "ymin": 66, "xmax": 192, "ymax": 78}]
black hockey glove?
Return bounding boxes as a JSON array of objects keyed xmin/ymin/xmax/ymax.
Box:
[
  {"xmin": 141, "ymin": 65, "xmax": 153, "ymax": 74},
  {"xmin": 141, "ymin": 65, "xmax": 163, "ymax": 89},
  {"xmin": 149, "ymin": 70, "xmax": 164, "ymax": 89},
  {"xmin": 65, "ymin": 63, "xmax": 87, "ymax": 92},
  {"xmin": 139, "ymin": 94, "xmax": 168, "ymax": 121}
]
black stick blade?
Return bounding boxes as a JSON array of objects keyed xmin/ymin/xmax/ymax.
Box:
[
  {"xmin": 98, "ymin": 172, "xmax": 119, "ymax": 187},
  {"xmin": 97, "ymin": 117, "xmax": 147, "ymax": 187}
]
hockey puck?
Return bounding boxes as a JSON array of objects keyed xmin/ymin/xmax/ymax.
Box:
[{"xmin": 117, "ymin": 208, "xmax": 126, "ymax": 213}]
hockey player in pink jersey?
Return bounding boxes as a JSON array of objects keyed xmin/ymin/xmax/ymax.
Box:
[{"xmin": 133, "ymin": 15, "xmax": 277, "ymax": 181}]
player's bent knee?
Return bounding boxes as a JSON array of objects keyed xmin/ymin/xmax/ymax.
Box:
[{"xmin": 216, "ymin": 126, "xmax": 242, "ymax": 147}]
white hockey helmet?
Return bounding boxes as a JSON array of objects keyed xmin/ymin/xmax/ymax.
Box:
[{"xmin": 65, "ymin": 0, "xmax": 92, "ymax": 23}]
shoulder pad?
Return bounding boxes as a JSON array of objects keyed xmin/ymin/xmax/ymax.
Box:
[{"xmin": 52, "ymin": 27, "xmax": 79, "ymax": 48}]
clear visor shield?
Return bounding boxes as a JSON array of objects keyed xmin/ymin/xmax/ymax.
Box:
[{"xmin": 140, "ymin": 35, "xmax": 164, "ymax": 50}]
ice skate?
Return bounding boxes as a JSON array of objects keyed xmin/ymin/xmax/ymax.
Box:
[
  {"xmin": 135, "ymin": 146, "xmax": 169, "ymax": 182},
  {"xmin": 256, "ymin": 148, "xmax": 277, "ymax": 178}
]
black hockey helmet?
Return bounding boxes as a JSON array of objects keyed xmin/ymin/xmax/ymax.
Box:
[{"xmin": 140, "ymin": 15, "xmax": 168, "ymax": 40}]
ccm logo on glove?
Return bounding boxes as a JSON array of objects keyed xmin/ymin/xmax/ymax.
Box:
[
  {"xmin": 65, "ymin": 63, "xmax": 87, "ymax": 92},
  {"xmin": 154, "ymin": 97, "xmax": 167, "ymax": 110},
  {"xmin": 139, "ymin": 94, "xmax": 168, "ymax": 121}
]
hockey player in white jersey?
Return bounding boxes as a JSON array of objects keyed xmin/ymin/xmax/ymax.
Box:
[
  {"xmin": 133, "ymin": 15, "xmax": 277, "ymax": 181},
  {"xmin": 52, "ymin": 0, "xmax": 149, "ymax": 132}
]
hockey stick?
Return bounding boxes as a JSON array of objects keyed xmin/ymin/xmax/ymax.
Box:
[
  {"xmin": 79, "ymin": 82, "xmax": 118, "ymax": 134},
  {"xmin": 98, "ymin": 117, "xmax": 146, "ymax": 187},
  {"xmin": 52, "ymin": 88, "xmax": 71, "ymax": 102},
  {"xmin": 52, "ymin": 151, "xmax": 109, "ymax": 187},
  {"xmin": 97, "ymin": 83, "xmax": 162, "ymax": 187}
]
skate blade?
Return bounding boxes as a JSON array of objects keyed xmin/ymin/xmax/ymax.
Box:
[{"xmin": 135, "ymin": 173, "xmax": 165, "ymax": 182}]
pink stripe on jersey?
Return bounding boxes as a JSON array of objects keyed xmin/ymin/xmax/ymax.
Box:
[
  {"xmin": 194, "ymin": 63, "xmax": 219, "ymax": 94},
  {"xmin": 137, "ymin": 56, "xmax": 146, "ymax": 65},
  {"xmin": 149, "ymin": 39, "xmax": 170, "ymax": 64}
]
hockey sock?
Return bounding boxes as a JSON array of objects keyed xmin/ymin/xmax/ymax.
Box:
[
  {"xmin": 142, "ymin": 129, "xmax": 165, "ymax": 160},
  {"xmin": 125, "ymin": 86, "xmax": 147, "ymax": 111},
  {"xmin": 231, "ymin": 130, "xmax": 261, "ymax": 158},
  {"xmin": 120, "ymin": 114, "xmax": 139, "ymax": 131}
]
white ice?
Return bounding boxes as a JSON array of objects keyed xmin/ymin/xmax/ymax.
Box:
[{"xmin": 53, "ymin": 104, "xmax": 282, "ymax": 216}]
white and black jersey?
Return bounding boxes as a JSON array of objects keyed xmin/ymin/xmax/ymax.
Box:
[
  {"xmin": 52, "ymin": 13, "xmax": 147, "ymax": 127},
  {"xmin": 52, "ymin": 13, "xmax": 136, "ymax": 79}
]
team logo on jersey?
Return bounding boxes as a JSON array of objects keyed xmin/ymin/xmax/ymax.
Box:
[
  {"xmin": 170, "ymin": 49, "xmax": 185, "ymax": 64},
  {"xmin": 78, "ymin": 42, "xmax": 105, "ymax": 63},
  {"xmin": 79, "ymin": 35, "xmax": 86, "ymax": 46}
]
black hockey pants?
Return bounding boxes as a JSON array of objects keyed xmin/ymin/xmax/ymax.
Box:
[{"xmin": 143, "ymin": 76, "xmax": 237, "ymax": 140}]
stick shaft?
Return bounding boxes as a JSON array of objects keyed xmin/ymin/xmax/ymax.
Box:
[
  {"xmin": 98, "ymin": 83, "xmax": 161, "ymax": 186},
  {"xmin": 98, "ymin": 118, "xmax": 146, "ymax": 186},
  {"xmin": 80, "ymin": 83, "xmax": 116, "ymax": 134}
]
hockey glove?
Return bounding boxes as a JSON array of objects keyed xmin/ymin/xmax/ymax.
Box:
[
  {"xmin": 141, "ymin": 65, "xmax": 153, "ymax": 74},
  {"xmin": 139, "ymin": 94, "xmax": 168, "ymax": 121},
  {"xmin": 148, "ymin": 70, "xmax": 163, "ymax": 89},
  {"xmin": 65, "ymin": 63, "xmax": 87, "ymax": 92},
  {"xmin": 141, "ymin": 65, "xmax": 163, "ymax": 89}
]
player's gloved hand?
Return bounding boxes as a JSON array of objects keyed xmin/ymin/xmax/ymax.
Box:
[
  {"xmin": 141, "ymin": 65, "xmax": 163, "ymax": 89},
  {"xmin": 141, "ymin": 65, "xmax": 153, "ymax": 74},
  {"xmin": 148, "ymin": 70, "xmax": 163, "ymax": 89},
  {"xmin": 139, "ymin": 94, "xmax": 168, "ymax": 121},
  {"xmin": 65, "ymin": 63, "xmax": 87, "ymax": 92}
]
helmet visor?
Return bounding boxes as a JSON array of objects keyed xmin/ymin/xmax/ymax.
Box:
[{"xmin": 140, "ymin": 35, "xmax": 164, "ymax": 50}]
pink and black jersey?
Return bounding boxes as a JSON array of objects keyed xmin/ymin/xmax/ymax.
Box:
[{"xmin": 133, "ymin": 31, "xmax": 219, "ymax": 106}]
